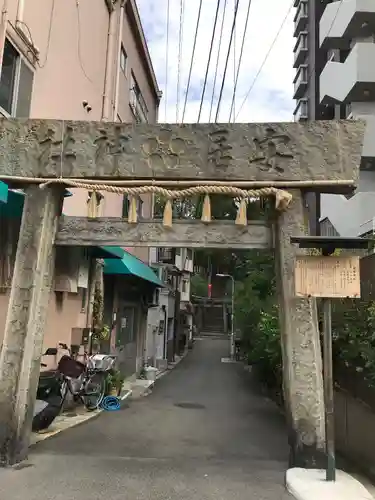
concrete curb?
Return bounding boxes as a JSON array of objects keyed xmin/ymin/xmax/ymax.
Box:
[
  {"xmin": 286, "ymin": 468, "xmax": 374, "ymax": 500},
  {"xmin": 155, "ymin": 349, "xmax": 189, "ymax": 382},
  {"xmin": 30, "ymin": 390, "xmax": 132, "ymax": 447}
]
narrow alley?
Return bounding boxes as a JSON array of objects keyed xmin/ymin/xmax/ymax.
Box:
[{"xmin": 0, "ymin": 339, "xmax": 291, "ymax": 500}]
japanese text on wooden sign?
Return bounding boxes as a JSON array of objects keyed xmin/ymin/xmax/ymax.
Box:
[{"xmin": 294, "ymin": 256, "xmax": 360, "ymax": 298}]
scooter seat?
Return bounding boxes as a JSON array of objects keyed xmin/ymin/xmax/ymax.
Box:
[{"xmin": 39, "ymin": 369, "xmax": 58, "ymax": 378}]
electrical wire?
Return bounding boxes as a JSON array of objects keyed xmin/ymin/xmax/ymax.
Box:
[
  {"xmin": 164, "ymin": 0, "xmax": 170, "ymax": 122},
  {"xmin": 232, "ymin": 0, "xmax": 236, "ymax": 119},
  {"xmin": 176, "ymin": 0, "xmax": 186, "ymax": 123},
  {"xmin": 208, "ymin": 0, "xmax": 228, "ymax": 123},
  {"xmin": 182, "ymin": 0, "xmax": 203, "ymax": 123},
  {"xmin": 38, "ymin": 0, "xmax": 56, "ymax": 68},
  {"xmin": 228, "ymin": 0, "xmax": 252, "ymax": 122},
  {"xmin": 198, "ymin": 0, "xmax": 221, "ymax": 123},
  {"xmin": 75, "ymin": 0, "xmax": 94, "ymax": 84},
  {"xmin": 234, "ymin": 1, "xmax": 293, "ymax": 121},
  {"xmin": 214, "ymin": 0, "xmax": 240, "ymax": 122},
  {"xmin": 235, "ymin": 0, "xmax": 344, "ymax": 122}
]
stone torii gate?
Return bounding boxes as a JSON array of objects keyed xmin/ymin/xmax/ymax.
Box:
[{"xmin": 0, "ymin": 118, "xmax": 365, "ymax": 467}]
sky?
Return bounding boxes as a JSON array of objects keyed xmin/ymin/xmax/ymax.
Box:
[{"xmin": 136, "ymin": 0, "xmax": 295, "ymax": 124}]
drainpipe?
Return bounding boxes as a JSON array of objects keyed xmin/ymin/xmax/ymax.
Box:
[
  {"xmin": 15, "ymin": 0, "xmax": 24, "ymax": 25},
  {"xmin": 0, "ymin": 0, "xmax": 9, "ymax": 74},
  {"xmin": 113, "ymin": 0, "xmax": 126, "ymax": 120},
  {"xmin": 102, "ymin": 1, "xmax": 118, "ymax": 121}
]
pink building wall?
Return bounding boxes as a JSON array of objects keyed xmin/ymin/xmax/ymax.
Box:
[{"xmin": 0, "ymin": 0, "xmax": 160, "ymax": 351}]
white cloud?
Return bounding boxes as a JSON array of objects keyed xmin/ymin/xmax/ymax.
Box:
[{"xmin": 137, "ymin": 0, "xmax": 295, "ymax": 124}]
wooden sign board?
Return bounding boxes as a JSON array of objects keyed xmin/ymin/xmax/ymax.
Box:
[{"xmin": 295, "ymin": 255, "xmax": 360, "ymax": 298}]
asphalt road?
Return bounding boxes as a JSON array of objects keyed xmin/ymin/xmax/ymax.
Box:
[{"xmin": 0, "ymin": 338, "xmax": 291, "ymax": 500}]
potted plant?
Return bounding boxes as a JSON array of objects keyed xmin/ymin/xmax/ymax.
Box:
[{"xmin": 106, "ymin": 369, "xmax": 124, "ymax": 396}]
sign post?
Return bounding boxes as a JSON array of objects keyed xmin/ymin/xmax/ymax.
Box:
[{"xmin": 291, "ymin": 236, "xmax": 368, "ymax": 482}]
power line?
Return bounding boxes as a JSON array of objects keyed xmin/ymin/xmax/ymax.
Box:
[
  {"xmin": 197, "ymin": 0, "xmax": 221, "ymax": 123},
  {"xmin": 228, "ymin": 0, "xmax": 252, "ymax": 122},
  {"xmin": 232, "ymin": 0, "xmax": 236, "ymax": 119},
  {"xmin": 182, "ymin": 0, "xmax": 203, "ymax": 122},
  {"xmin": 234, "ymin": 1, "xmax": 293, "ymax": 121},
  {"xmin": 75, "ymin": 0, "xmax": 94, "ymax": 84},
  {"xmin": 208, "ymin": 0, "xmax": 228, "ymax": 123},
  {"xmin": 214, "ymin": 0, "xmax": 240, "ymax": 122},
  {"xmin": 176, "ymin": 0, "xmax": 185, "ymax": 123},
  {"xmin": 235, "ymin": 0, "xmax": 344, "ymax": 122},
  {"xmin": 38, "ymin": 0, "xmax": 55, "ymax": 68},
  {"xmin": 164, "ymin": 0, "xmax": 170, "ymax": 122}
]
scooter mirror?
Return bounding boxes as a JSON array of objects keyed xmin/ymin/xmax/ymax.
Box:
[{"xmin": 44, "ymin": 347, "xmax": 58, "ymax": 356}]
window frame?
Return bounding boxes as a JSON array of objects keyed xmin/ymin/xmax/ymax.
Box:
[
  {"xmin": 120, "ymin": 44, "xmax": 127, "ymax": 75},
  {"xmin": 0, "ymin": 37, "xmax": 34, "ymax": 118},
  {"xmin": 129, "ymin": 71, "xmax": 148, "ymax": 123}
]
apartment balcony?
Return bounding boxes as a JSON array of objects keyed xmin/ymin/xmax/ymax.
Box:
[
  {"xmin": 320, "ymin": 43, "xmax": 375, "ymax": 105},
  {"xmin": 157, "ymin": 247, "xmax": 175, "ymax": 265},
  {"xmin": 293, "ymin": 98, "xmax": 309, "ymax": 121},
  {"xmin": 293, "ymin": 32, "xmax": 308, "ymax": 68},
  {"xmin": 320, "ymin": 0, "xmax": 375, "ymax": 50},
  {"xmin": 293, "ymin": 64, "xmax": 308, "ymax": 99},
  {"xmin": 294, "ymin": 0, "xmax": 308, "ymax": 37}
]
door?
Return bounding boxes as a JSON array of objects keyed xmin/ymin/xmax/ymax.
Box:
[{"xmin": 116, "ymin": 306, "xmax": 137, "ymax": 378}]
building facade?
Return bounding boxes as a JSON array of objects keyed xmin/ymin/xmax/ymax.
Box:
[
  {"xmin": 293, "ymin": 0, "xmax": 375, "ymax": 237},
  {"xmin": 147, "ymin": 247, "xmax": 195, "ymax": 366},
  {"xmin": 0, "ymin": 0, "xmax": 163, "ymax": 376}
]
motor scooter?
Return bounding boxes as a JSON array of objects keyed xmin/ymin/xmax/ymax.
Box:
[{"xmin": 32, "ymin": 348, "xmax": 65, "ymax": 432}]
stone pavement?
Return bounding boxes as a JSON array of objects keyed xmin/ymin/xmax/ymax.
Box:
[{"xmin": 0, "ymin": 338, "xmax": 292, "ymax": 500}]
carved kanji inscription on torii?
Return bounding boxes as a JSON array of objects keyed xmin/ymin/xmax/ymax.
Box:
[
  {"xmin": 0, "ymin": 119, "xmax": 365, "ymax": 190},
  {"xmin": 94, "ymin": 125, "xmax": 136, "ymax": 175},
  {"xmin": 38, "ymin": 125, "xmax": 77, "ymax": 175},
  {"xmin": 208, "ymin": 128, "xmax": 233, "ymax": 169},
  {"xmin": 247, "ymin": 126, "xmax": 294, "ymax": 173}
]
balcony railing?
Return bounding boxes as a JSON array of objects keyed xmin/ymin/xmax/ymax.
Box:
[
  {"xmin": 293, "ymin": 98, "xmax": 308, "ymax": 122},
  {"xmin": 293, "ymin": 32, "xmax": 308, "ymax": 68},
  {"xmin": 294, "ymin": 0, "xmax": 308, "ymax": 36},
  {"xmin": 293, "ymin": 65, "xmax": 308, "ymax": 99},
  {"xmin": 157, "ymin": 247, "xmax": 175, "ymax": 264}
]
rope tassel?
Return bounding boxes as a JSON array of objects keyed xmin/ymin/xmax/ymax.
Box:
[
  {"xmin": 201, "ymin": 194, "xmax": 211, "ymax": 223},
  {"xmin": 128, "ymin": 195, "xmax": 138, "ymax": 223},
  {"xmin": 275, "ymin": 190, "xmax": 293, "ymax": 211},
  {"xmin": 235, "ymin": 198, "xmax": 247, "ymax": 226},
  {"xmin": 163, "ymin": 199, "xmax": 173, "ymax": 228},
  {"xmin": 87, "ymin": 191, "xmax": 98, "ymax": 218}
]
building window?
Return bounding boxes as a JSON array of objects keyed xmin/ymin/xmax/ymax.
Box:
[
  {"xmin": 0, "ymin": 38, "xmax": 34, "ymax": 117},
  {"xmin": 120, "ymin": 45, "xmax": 127, "ymax": 74},
  {"xmin": 122, "ymin": 194, "xmax": 144, "ymax": 219},
  {"xmin": 129, "ymin": 72, "xmax": 148, "ymax": 123}
]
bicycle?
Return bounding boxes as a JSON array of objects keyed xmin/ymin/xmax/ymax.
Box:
[{"xmin": 58, "ymin": 354, "xmax": 114, "ymax": 411}]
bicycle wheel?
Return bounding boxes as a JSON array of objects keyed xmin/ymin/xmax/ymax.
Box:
[{"xmin": 82, "ymin": 372, "xmax": 106, "ymax": 411}]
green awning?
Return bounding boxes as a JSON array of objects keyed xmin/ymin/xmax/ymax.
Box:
[
  {"xmin": 0, "ymin": 188, "xmax": 24, "ymax": 217},
  {"xmin": 0, "ymin": 184, "xmax": 72, "ymax": 218},
  {"xmin": 0, "ymin": 182, "xmax": 8, "ymax": 203},
  {"xmin": 104, "ymin": 249, "xmax": 165, "ymax": 287},
  {"xmin": 91, "ymin": 246, "xmax": 125, "ymax": 260}
]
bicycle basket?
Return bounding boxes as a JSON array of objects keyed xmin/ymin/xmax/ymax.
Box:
[
  {"xmin": 87, "ymin": 354, "xmax": 116, "ymax": 372},
  {"xmin": 58, "ymin": 355, "xmax": 85, "ymax": 379}
]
